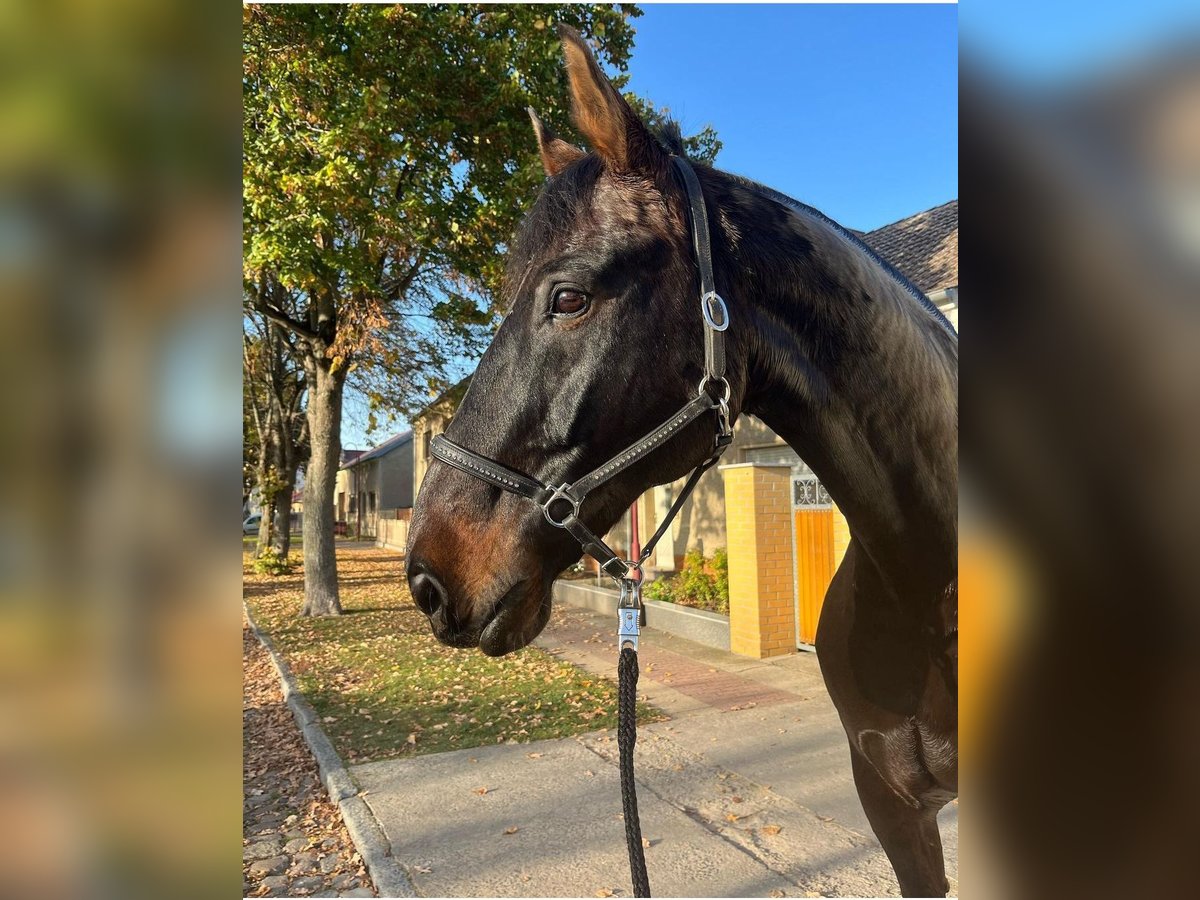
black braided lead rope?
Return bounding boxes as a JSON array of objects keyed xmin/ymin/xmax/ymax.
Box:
[{"xmin": 618, "ymin": 646, "xmax": 651, "ymax": 897}]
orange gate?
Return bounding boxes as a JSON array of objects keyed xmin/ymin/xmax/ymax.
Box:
[{"xmin": 792, "ymin": 476, "xmax": 836, "ymax": 647}]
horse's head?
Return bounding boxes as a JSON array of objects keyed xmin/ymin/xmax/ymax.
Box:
[{"xmin": 407, "ymin": 27, "xmax": 739, "ymax": 655}]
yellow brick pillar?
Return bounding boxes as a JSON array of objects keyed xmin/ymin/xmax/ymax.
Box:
[{"xmin": 720, "ymin": 463, "xmax": 797, "ymax": 658}]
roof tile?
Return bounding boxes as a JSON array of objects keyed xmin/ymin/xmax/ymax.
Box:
[{"xmin": 862, "ymin": 200, "xmax": 958, "ymax": 294}]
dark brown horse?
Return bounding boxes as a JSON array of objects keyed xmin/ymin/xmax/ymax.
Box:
[{"xmin": 407, "ymin": 27, "xmax": 957, "ymax": 897}]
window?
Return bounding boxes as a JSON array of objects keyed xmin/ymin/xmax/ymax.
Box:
[
  {"xmin": 349, "ymin": 495, "xmax": 357, "ymax": 514},
  {"xmin": 368, "ymin": 492, "xmax": 376, "ymax": 514}
]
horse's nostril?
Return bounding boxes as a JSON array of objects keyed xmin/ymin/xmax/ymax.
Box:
[{"xmin": 407, "ymin": 562, "xmax": 446, "ymax": 618}]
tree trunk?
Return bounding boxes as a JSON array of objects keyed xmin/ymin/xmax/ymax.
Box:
[
  {"xmin": 259, "ymin": 490, "xmax": 276, "ymax": 556},
  {"xmin": 271, "ymin": 460, "xmax": 296, "ymax": 558},
  {"xmin": 254, "ymin": 451, "xmax": 274, "ymax": 558},
  {"xmin": 301, "ymin": 359, "xmax": 344, "ymax": 616}
]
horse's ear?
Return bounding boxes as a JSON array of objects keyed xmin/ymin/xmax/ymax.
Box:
[
  {"xmin": 557, "ymin": 24, "xmax": 665, "ymax": 175},
  {"xmin": 527, "ymin": 107, "xmax": 584, "ymax": 177}
]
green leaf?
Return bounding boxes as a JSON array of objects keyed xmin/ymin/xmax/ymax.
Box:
[{"xmin": 244, "ymin": 4, "xmax": 721, "ymax": 421}]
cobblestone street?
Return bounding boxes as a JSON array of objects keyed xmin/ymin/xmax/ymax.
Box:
[{"xmin": 243, "ymin": 622, "xmax": 376, "ymax": 898}]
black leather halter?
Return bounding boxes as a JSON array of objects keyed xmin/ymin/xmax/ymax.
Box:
[{"xmin": 431, "ymin": 156, "xmax": 734, "ymax": 583}]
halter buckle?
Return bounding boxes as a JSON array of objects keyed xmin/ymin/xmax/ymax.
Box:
[
  {"xmin": 701, "ymin": 291, "xmax": 730, "ymax": 332},
  {"xmin": 601, "ymin": 557, "xmax": 631, "ymax": 580},
  {"xmin": 542, "ymin": 483, "xmax": 581, "ymax": 528}
]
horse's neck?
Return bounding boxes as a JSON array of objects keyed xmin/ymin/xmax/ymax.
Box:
[{"xmin": 715, "ymin": 176, "xmax": 958, "ymax": 595}]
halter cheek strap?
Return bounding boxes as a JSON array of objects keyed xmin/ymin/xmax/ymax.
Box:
[{"xmin": 429, "ymin": 155, "xmax": 734, "ymax": 583}]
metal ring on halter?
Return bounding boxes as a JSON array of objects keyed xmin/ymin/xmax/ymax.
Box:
[
  {"xmin": 542, "ymin": 484, "xmax": 581, "ymax": 527},
  {"xmin": 698, "ymin": 374, "xmax": 732, "ymax": 404},
  {"xmin": 701, "ymin": 291, "xmax": 730, "ymax": 331}
]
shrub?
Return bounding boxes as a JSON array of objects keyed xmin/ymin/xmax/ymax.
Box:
[
  {"xmin": 253, "ymin": 547, "xmax": 295, "ymax": 576},
  {"xmin": 643, "ymin": 549, "xmax": 729, "ymax": 615},
  {"xmin": 642, "ymin": 577, "xmax": 674, "ymax": 604},
  {"xmin": 711, "ymin": 548, "xmax": 729, "ymax": 612}
]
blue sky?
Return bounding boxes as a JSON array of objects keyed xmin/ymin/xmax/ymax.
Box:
[
  {"xmin": 625, "ymin": 3, "xmax": 958, "ymax": 232},
  {"xmin": 342, "ymin": 3, "xmax": 958, "ymax": 449}
]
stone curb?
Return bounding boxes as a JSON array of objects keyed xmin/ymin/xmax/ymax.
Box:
[{"xmin": 244, "ymin": 602, "xmax": 417, "ymax": 899}]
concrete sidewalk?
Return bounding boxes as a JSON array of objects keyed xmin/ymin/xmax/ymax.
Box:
[{"xmin": 353, "ymin": 603, "xmax": 957, "ymax": 898}]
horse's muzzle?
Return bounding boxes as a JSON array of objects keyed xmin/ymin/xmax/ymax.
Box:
[{"xmin": 407, "ymin": 557, "xmax": 478, "ymax": 649}]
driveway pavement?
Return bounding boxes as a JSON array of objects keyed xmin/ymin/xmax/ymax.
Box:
[{"xmin": 352, "ymin": 601, "xmax": 957, "ymax": 897}]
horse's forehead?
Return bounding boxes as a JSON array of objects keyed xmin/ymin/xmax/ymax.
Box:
[
  {"xmin": 559, "ymin": 178, "xmax": 673, "ymax": 257},
  {"xmin": 508, "ymin": 175, "xmax": 675, "ymax": 290},
  {"xmin": 590, "ymin": 178, "xmax": 671, "ymax": 232}
]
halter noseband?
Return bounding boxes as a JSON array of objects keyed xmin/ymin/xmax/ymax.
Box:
[{"xmin": 430, "ymin": 156, "xmax": 734, "ymax": 584}]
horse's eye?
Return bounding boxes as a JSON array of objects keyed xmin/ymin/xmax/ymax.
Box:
[{"xmin": 551, "ymin": 288, "xmax": 589, "ymax": 318}]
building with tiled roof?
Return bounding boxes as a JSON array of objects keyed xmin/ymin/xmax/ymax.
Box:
[
  {"xmin": 334, "ymin": 431, "xmax": 414, "ymax": 538},
  {"xmin": 862, "ymin": 200, "xmax": 959, "ymax": 330},
  {"xmin": 412, "ymin": 376, "xmax": 473, "ymax": 491}
]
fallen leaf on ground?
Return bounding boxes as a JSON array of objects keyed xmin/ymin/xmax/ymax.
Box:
[
  {"xmin": 768, "ymin": 890, "xmax": 786, "ymax": 897},
  {"xmin": 242, "ymin": 623, "xmax": 376, "ymax": 895},
  {"xmin": 641, "ymin": 837, "xmax": 652, "ymax": 848},
  {"xmin": 595, "ymin": 889, "xmax": 615, "ymax": 898},
  {"xmin": 504, "ymin": 826, "xmax": 519, "ymax": 835},
  {"xmin": 725, "ymin": 813, "xmax": 740, "ymax": 823},
  {"xmin": 527, "ymin": 752, "xmax": 542, "ymax": 759},
  {"xmin": 473, "ymin": 786, "xmax": 489, "ymax": 795},
  {"xmin": 761, "ymin": 824, "xmax": 783, "ymax": 835},
  {"xmin": 406, "ymin": 733, "xmax": 417, "ymax": 745}
]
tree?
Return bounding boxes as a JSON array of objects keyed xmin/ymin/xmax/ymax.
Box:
[
  {"xmin": 243, "ymin": 299, "xmax": 309, "ymax": 560},
  {"xmin": 243, "ymin": 5, "xmax": 719, "ymax": 615}
]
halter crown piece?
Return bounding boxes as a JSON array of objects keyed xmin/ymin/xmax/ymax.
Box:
[{"xmin": 430, "ymin": 155, "xmax": 734, "ymax": 598}]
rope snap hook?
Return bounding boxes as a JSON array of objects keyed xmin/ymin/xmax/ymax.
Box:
[{"xmin": 618, "ymin": 577, "xmax": 643, "ymax": 652}]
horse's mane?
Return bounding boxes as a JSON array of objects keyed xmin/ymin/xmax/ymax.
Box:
[
  {"xmin": 722, "ymin": 172, "xmax": 958, "ymax": 338},
  {"xmin": 653, "ymin": 120, "xmax": 687, "ymax": 156},
  {"xmin": 658, "ymin": 120, "xmax": 955, "ymax": 338}
]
